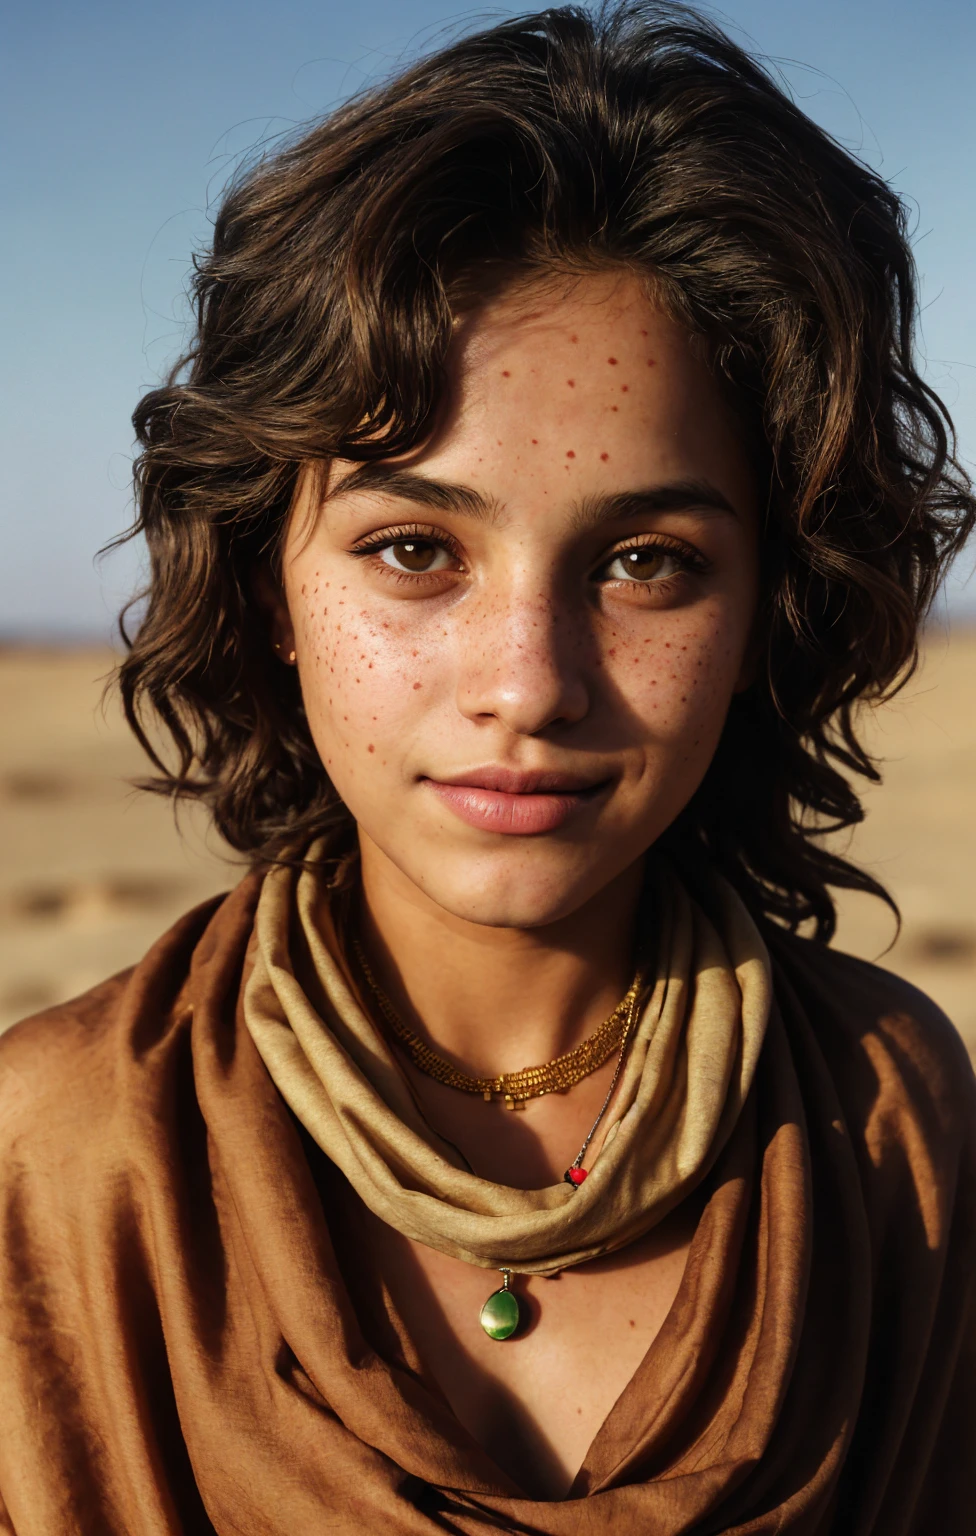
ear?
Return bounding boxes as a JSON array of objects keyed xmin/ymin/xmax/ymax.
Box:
[{"xmin": 252, "ymin": 562, "xmax": 297, "ymax": 664}]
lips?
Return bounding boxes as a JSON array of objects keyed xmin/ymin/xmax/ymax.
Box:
[{"xmin": 422, "ymin": 765, "xmax": 611, "ymax": 835}]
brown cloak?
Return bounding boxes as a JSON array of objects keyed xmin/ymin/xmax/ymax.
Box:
[{"xmin": 0, "ymin": 874, "xmax": 974, "ymax": 1534}]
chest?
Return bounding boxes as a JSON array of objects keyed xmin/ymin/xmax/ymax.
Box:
[{"xmin": 360, "ymin": 1208, "xmax": 694, "ymax": 1498}]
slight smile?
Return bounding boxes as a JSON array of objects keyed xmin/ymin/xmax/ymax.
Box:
[{"xmin": 422, "ymin": 767, "xmax": 614, "ymax": 836}]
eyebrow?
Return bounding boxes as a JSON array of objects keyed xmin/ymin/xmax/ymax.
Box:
[
  {"xmin": 325, "ymin": 464, "xmax": 502, "ymax": 523},
  {"xmin": 326, "ymin": 463, "xmax": 737, "ymax": 527},
  {"xmin": 571, "ymin": 480, "xmax": 738, "ymax": 530}
]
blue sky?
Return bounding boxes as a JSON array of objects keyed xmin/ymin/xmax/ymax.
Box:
[{"xmin": 3, "ymin": 0, "xmax": 974, "ymax": 637}]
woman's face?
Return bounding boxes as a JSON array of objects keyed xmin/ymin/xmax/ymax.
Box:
[{"xmin": 277, "ymin": 272, "xmax": 759, "ymax": 928}]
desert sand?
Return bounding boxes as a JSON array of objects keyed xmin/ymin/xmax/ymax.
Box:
[{"xmin": 1, "ymin": 634, "xmax": 974, "ymax": 1053}]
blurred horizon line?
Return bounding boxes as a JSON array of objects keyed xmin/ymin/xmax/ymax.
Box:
[{"xmin": 3, "ymin": 616, "xmax": 975, "ymax": 652}]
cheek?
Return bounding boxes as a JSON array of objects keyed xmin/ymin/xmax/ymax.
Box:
[
  {"xmin": 290, "ymin": 575, "xmax": 442, "ymax": 776},
  {"xmin": 603, "ymin": 601, "xmax": 745, "ymax": 747}
]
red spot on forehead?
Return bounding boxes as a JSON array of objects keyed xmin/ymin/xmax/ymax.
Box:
[
  {"xmin": 566, "ymin": 449, "xmax": 576, "ymax": 458},
  {"xmin": 621, "ymin": 385, "xmax": 629, "ymax": 393},
  {"xmin": 502, "ymin": 370, "xmax": 511, "ymax": 377},
  {"xmin": 367, "ymin": 744, "xmax": 375, "ymax": 752},
  {"xmin": 566, "ymin": 379, "xmax": 575, "ymax": 387},
  {"xmin": 600, "ymin": 452, "xmax": 609, "ymax": 461},
  {"xmin": 531, "ymin": 438, "xmax": 538, "ymax": 444},
  {"xmin": 570, "ymin": 334, "xmax": 578, "ymax": 343},
  {"xmin": 607, "ymin": 357, "xmax": 618, "ymax": 365},
  {"xmin": 647, "ymin": 358, "xmax": 656, "ymax": 367},
  {"xmin": 611, "ymin": 405, "xmax": 618, "ymax": 412}
]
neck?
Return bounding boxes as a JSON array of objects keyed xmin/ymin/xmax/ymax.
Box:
[{"xmin": 353, "ymin": 837, "xmax": 646, "ymax": 1077}]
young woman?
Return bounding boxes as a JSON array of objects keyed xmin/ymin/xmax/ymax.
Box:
[{"xmin": 1, "ymin": 5, "xmax": 974, "ymax": 1531}]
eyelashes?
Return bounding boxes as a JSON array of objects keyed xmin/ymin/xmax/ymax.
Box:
[
  {"xmin": 349, "ymin": 522, "xmax": 709, "ymax": 586},
  {"xmin": 596, "ymin": 539, "xmax": 708, "ymax": 585},
  {"xmin": 352, "ymin": 524, "xmax": 464, "ymax": 577}
]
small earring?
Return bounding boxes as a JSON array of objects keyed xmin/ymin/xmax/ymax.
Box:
[{"xmin": 288, "ymin": 649, "xmax": 296, "ymax": 663}]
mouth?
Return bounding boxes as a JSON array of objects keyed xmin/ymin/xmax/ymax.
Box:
[{"xmin": 421, "ymin": 766, "xmax": 613, "ymax": 835}]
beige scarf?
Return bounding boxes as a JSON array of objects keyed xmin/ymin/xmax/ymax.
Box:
[{"xmin": 243, "ymin": 851, "xmax": 771, "ymax": 1275}]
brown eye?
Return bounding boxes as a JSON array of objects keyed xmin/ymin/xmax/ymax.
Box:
[
  {"xmin": 604, "ymin": 546, "xmax": 674, "ymax": 583},
  {"xmin": 379, "ymin": 539, "xmax": 451, "ymax": 573}
]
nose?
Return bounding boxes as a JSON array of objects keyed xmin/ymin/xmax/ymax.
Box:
[{"xmin": 455, "ymin": 586, "xmax": 591, "ymax": 736}]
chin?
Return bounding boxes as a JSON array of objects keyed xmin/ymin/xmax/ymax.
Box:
[{"xmin": 411, "ymin": 849, "xmax": 628, "ymax": 931}]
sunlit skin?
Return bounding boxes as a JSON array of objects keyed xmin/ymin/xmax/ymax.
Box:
[{"xmin": 266, "ymin": 271, "xmax": 760, "ymax": 1496}]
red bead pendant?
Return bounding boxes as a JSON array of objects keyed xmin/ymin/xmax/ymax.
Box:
[{"xmin": 564, "ymin": 1166, "xmax": 588, "ymax": 1188}]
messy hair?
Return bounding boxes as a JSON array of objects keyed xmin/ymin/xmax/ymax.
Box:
[{"xmin": 117, "ymin": 1, "xmax": 975, "ymax": 938}]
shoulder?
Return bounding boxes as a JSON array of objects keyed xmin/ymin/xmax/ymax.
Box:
[
  {"xmin": 768, "ymin": 925, "xmax": 976, "ymax": 1171},
  {"xmin": 0, "ymin": 882, "xmax": 256, "ymax": 1157}
]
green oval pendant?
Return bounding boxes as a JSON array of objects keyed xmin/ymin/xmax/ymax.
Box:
[{"xmin": 480, "ymin": 1275, "xmax": 521, "ymax": 1341}]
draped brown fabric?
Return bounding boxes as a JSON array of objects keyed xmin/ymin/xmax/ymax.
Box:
[{"xmin": 1, "ymin": 872, "xmax": 975, "ymax": 1534}]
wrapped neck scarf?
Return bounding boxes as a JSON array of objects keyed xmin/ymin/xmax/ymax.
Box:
[{"xmin": 243, "ymin": 850, "xmax": 771, "ymax": 1275}]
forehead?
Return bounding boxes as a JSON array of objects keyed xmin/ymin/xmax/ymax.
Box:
[
  {"xmin": 416, "ymin": 271, "xmax": 753, "ymax": 497},
  {"xmin": 458, "ymin": 269, "xmax": 677, "ymax": 371},
  {"xmin": 312, "ymin": 269, "xmax": 756, "ymax": 533}
]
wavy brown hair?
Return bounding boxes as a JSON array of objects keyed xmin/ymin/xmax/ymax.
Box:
[{"xmin": 117, "ymin": 1, "xmax": 975, "ymax": 938}]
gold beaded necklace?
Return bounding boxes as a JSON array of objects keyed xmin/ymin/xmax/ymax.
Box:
[{"xmin": 352, "ymin": 936, "xmax": 643, "ymax": 1110}]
